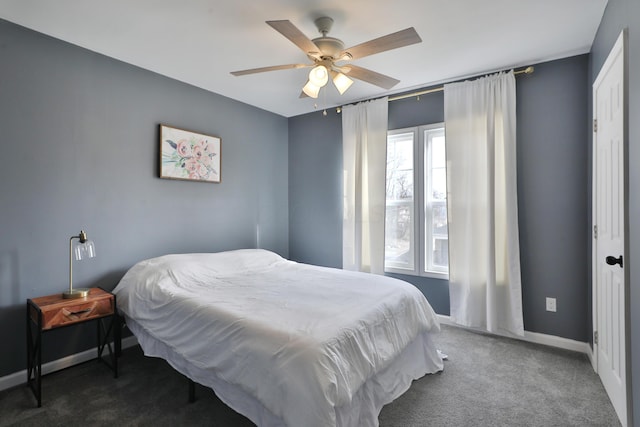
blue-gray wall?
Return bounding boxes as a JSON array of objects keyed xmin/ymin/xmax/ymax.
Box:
[
  {"xmin": 289, "ymin": 55, "xmax": 590, "ymax": 342},
  {"xmin": 517, "ymin": 56, "xmax": 590, "ymax": 341},
  {"xmin": 288, "ymin": 110, "xmax": 343, "ymax": 268},
  {"xmin": 590, "ymin": 0, "xmax": 640, "ymax": 424},
  {"xmin": 0, "ymin": 19, "xmax": 288, "ymax": 377}
]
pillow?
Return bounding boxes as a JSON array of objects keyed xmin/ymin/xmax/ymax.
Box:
[{"xmin": 140, "ymin": 249, "xmax": 287, "ymax": 278}]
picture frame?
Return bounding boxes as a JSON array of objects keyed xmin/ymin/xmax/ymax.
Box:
[{"xmin": 159, "ymin": 124, "xmax": 221, "ymax": 183}]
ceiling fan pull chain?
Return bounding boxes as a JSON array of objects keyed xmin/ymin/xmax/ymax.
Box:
[{"xmin": 322, "ymin": 84, "xmax": 328, "ymax": 116}]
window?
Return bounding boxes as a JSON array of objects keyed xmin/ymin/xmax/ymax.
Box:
[
  {"xmin": 385, "ymin": 130, "xmax": 416, "ymax": 271},
  {"xmin": 385, "ymin": 124, "xmax": 448, "ymax": 278}
]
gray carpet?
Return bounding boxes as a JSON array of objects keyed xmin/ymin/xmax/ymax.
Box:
[{"xmin": 0, "ymin": 324, "xmax": 620, "ymax": 426}]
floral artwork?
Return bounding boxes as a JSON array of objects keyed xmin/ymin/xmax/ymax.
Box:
[{"xmin": 160, "ymin": 125, "xmax": 221, "ymax": 183}]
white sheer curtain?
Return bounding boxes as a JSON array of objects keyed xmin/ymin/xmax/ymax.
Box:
[
  {"xmin": 444, "ymin": 71, "xmax": 524, "ymax": 336},
  {"xmin": 342, "ymin": 97, "xmax": 389, "ymax": 274}
]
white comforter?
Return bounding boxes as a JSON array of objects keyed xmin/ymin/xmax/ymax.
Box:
[{"xmin": 114, "ymin": 249, "xmax": 442, "ymax": 426}]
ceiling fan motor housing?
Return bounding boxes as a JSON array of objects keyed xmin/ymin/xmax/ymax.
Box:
[
  {"xmin": 312, "ymin": 17, "xmax": 346, "ymax": 60},
  {"xmin": 312, "ymin": 36, "xmax": 345, "ymax": 60}
]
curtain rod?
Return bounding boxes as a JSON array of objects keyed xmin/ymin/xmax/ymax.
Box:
[{"xmin": 387, "ymin": 66, "xmax": 535, "ymax": 102}]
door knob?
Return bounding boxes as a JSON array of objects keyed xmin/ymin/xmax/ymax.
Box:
[{"xmin": 606, "ymin": 255, "xmax": 623, "ymax": 268}]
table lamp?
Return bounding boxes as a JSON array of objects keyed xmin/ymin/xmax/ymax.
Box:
[{"xmin": 64, "ymin": 230, "xmax": 96, "ymax": 299}]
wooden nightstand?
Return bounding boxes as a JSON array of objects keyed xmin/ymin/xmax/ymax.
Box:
[{"xmin": 26, "ymin": 287, "xmax": 121, "ymax": 407}]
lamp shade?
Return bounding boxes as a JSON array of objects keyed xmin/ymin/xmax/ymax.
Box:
[
  {"xmin": 332, "ymin": 72, "xmax": 354, "ymax": 95},
  {"xmin": 74, "ymin": 239, "xmax": 96, "ymax": 260},
  {"xmin": 302, "ymin": 80, "xmax": 321, "ymax": 98},
  {"xmin": 308, "ymin": 65, "xmax": 329, "ymax": 87}
]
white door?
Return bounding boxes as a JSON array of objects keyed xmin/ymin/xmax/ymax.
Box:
[{"xmin": 593, "ymin": 30, "xmax": 627, "ymax": 427}]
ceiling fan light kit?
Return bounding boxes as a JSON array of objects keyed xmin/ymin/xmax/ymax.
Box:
[{"xmin": 231, "ymin": 16, "xmax": 422, "ymax": 101}]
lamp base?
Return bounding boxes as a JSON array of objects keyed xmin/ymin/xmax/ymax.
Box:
[{"xmin": 62, "ymin": 288, "xmax": 90, "ymax": 299}]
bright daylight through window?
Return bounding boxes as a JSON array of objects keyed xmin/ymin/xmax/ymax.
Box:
[{"xmin": 385, "ymin": 124, "xmax": 448, "ymax": 277}]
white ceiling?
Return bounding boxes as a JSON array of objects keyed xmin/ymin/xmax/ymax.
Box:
[{"xmin": 0, "ymin": 0, "xmax": 608, "ymax": 117}]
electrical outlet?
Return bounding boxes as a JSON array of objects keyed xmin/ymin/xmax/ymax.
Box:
[{"xmin": 546, "ymin": 297, "xmax": 557, "ymax": 312}]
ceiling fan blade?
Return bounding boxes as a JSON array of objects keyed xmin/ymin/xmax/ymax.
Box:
[
  {"xmin": 266, "ymin": 20, "xmax": 321, "ymax": 58},
  {"xmin": 342, "ymin": 27, "xmax": 421, "ymax": 60},
  {"xmin": 343, "ymin": 65, "xmax": 400, "ymax": 90},
  {"xmin": 231, "ymin": 63, "xmax": 310, "ymax": 76}
]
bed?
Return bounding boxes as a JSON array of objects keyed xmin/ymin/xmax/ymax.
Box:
[{"xmin": 113, "ymin": 249, "xmax": 443, "ymax": 427}]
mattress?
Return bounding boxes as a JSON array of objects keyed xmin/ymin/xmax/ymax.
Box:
[{"xmin": 113, "ymin": 249, "xmax": 443, "ymax": 426}]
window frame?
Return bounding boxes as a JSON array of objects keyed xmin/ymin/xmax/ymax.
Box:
[{"xmin": 384, "ymin": 123, "xmax": 449, "ymax": 280}]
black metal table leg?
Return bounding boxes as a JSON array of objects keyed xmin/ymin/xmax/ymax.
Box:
[
  {"xmin": 97, "ymin": 315, "xmax": 118, "ymax": 378},
  {"xmin": 26, "ymin": 300, "xmax": 42, "ymax": 408}
]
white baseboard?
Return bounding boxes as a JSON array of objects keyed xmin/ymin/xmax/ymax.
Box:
[
  {"xmin": 0, "ymin": 335, "xmax": 138, "ymax": 392},
  {"xmin": 437, "ymin": 314, "xmax": 592, "ymax": 354}
]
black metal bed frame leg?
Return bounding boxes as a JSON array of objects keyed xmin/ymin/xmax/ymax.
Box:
[
  {"xmin": 188, "ymin": 378, "xmax": 196, "ymax": 403},
  {"xmin": 115, "ymin": 312, "xmax": 122, "ymax": 358}
]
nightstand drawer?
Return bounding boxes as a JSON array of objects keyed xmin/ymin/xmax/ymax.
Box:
[
  {"xmin": 29, "ymin": 288, "xmax": 115, "ymax": 330},
  {"xmin": 44, "ymin": 298, "xmax": 113, "ymax": 330}
]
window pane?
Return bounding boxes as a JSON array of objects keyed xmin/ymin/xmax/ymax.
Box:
[
  {"xmin": 385, "ymin": 132, "xmax": 414, "ymax": 271},
  {"xmin": 424, "ymin": 127, "xmax": 448, "ymax": 274},
  {"xmin": 431, "ymin": 135, "xmax": 446, "ymax": 168},
  {"xmin": 385, "ymin": 202, "xmax": 414, "ymax": 270},
  {"xmin": 431, "ymin": 201, "xmax": 448, "ymax": 266},
  {"xmin": 386, "ymin": 133, "xmax": 414, "ymax": 199},
  {"xmin": 432, "ymin": 236, "xmax": 449, "ymax": 269},
  {"xmin": 431, "ymin": 168, "xmax": 446, "ymax": 200},
  {"xmin": 431, "ymin": 203, "xmax": 448, "ymax": 235}
]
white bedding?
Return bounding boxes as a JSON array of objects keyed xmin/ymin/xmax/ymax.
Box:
[{"xmin": 113, "ymin": 249, "xmax": 443, "ymax": 427}]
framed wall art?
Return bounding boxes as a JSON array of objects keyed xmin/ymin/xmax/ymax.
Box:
[{"xmin": 159, "ymin": 124, "xmax": 221, "ymax": 183}]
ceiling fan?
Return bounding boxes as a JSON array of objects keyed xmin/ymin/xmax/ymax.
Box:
[{"xmin": 230, "ymin": 17, "xmax": 422, "ymax": 98}]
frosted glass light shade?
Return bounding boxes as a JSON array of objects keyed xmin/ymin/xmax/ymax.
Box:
[
  {"xmin": 302, "ymin": 80, "xmax": 321, "ymax": 98},
  {"xmin": 308, "ymin": 65, "xmax": 329, "ymax": 87},
  {"xmin": 332, "ymin": 72, "xmax": 353, "ymax": 95}
]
